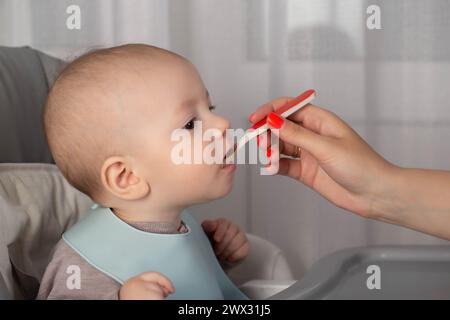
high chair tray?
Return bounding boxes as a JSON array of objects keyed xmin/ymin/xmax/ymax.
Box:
[{"xmin": 270, "ymin": 246, "xmax": 450, "ymax": 300}]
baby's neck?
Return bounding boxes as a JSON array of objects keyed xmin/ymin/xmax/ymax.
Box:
[{"xmin": 111, "ymin": 205, "xmax": 183, "ymax": 227}]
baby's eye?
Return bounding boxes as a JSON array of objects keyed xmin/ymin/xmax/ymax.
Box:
[
  {"xmin": 183, "ymin": 118, "xmax": 196, "ymax": 130},
  {"xmin": 209, "ymin": 105, "xmax": 216, "ymax": 112}
]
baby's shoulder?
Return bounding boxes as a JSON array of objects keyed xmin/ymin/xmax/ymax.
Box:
[
  {"xmin": 49, "ymin": 239, "xmax": 84, "ymax": 265},
  {"xmin": 41, "ymin": 239, "xmax": 96, "ymax": 285},
  {"xmin": 38, "ymin": 239, "xmax": 121, "ymax": 299}
]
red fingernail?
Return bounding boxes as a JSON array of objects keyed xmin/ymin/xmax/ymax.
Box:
[
  {"xmin": 267, "ymin": 112, "xmax": 284, "ymax": 129},
  {"xmin": 266, "ymin": 147, "xmax": 272, "ymax": 158}
]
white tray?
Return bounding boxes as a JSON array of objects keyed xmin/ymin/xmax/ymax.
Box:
[{"xmin": 270, "ymin": 246, "xmax": 450, "ymax": 300}]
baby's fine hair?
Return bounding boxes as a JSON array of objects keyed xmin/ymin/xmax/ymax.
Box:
[{"xmin": 43, "ymin": 44, "xmax": 181, "ymax": 200}]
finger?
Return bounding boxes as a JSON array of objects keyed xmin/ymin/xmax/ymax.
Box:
[
  {"xmin": 220, "ymin": 232, "xmax": 247, "ymax": 260},
  {"xmin": 279, "ymin": 140, "xmax": 298, "ymax": 158},
  {"xmin": 227, "ymin": 241, "xmax": 250, "ymax": 263},
  {"xmin": 257, "ymin": 130, "xmax": 270, "ymax": 149},
  {"xmin": 287, "ymin": 104, "xmax": 348, "ymax": 138},
  {"xmin": 249, "ymin": 96, "xmax": 293, "ymax": 124},
  {"xmin": 268, "ymin": 113, "xmax": 337, "ymax": 163},
  {"xmin": 277, "ymin": 157, "xmax": 302, "ymax": 180},
  {"xmin": 215, "ymin": 223, "xmax": 239, "ymax": 256},
  {"xmin": 257, "ymin": 131, "xmax": 272, "ymax": 162},
  {"xmin": 161, "ymin": 285, "xmax": 172, "ymax": 298},
  {"xmin": 265, "ymin": 139, "xmax": 297, "ymax": 158},
  {"xmin": 144, "ymin": 282, "xmax": 167, "ymax": 299},
  {"xmin": 277, "ymin": 148, "xmax": 320, "ymax": 185},
  {"xmin": 260, "ymin": 143, "xmax": 281, "ymax": 175},
  {"xmin": 140, "ymin": 272, "xmax": 175, "ymax": 294},
  {"xmin": 144, "ymin": 281, "xmax": 171, "ymax": 297},
  {"xmin": 213, "ymin": 219, "xmax": 231, "ymax": 243},
  {"xmin": 201, "ymin": 219, "xmax": 218, "ymax": 235}
]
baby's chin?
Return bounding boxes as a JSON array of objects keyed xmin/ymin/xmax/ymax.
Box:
[
  {"xmin": 213, "ymin": 179, "xmax": 234, "ymax": 198},
  {"xmin": 206, "ymin": 182, "xmax": 234, "ymax": 202},
  {"xmin": 195, "ymin": 171, "xmax": 235, "ymax": 203}
]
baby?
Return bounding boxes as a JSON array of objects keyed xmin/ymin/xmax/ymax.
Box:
[{"xmin": 38, "ymin": 44, "xmax": 250, "ymax": 300}]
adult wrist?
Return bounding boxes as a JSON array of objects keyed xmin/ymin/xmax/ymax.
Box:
[{"xmin": 367, "ymin": 164, "xmax": 409, "ymax": 225}]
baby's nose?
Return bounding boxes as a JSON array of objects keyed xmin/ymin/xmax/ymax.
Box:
[{"xmin": 218, "ymin": 117, "xmax": 231, "ymax": 134}]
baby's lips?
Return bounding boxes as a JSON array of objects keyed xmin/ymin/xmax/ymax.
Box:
[
  {"xmin": 223, "ymin": 146, "xmax": 237, "ymax": 166},
  {"xmin": 223, "ymin": 134, "xmax": 237, "ymax": 160}
]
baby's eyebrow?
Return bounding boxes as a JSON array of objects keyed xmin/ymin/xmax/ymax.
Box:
[
  {"xmin": 180, "ymin": 97, "xmax": 198, "ymax": 109},
  {"xmin": 179, "ymin": 90, "xmax": 210, "ymax": 109}
]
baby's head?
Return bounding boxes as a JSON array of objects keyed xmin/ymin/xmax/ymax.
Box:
[{"xmin": 44, "ymin": 44, "xmax": 235, "ymax": 215}]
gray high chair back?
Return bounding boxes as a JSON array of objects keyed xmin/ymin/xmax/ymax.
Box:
[
  {"xmin": 0, "ymin": 46, "xmax": 88, "ymax": 299},
  {"xmin": 0, "ymin": 46, "xmax": 63, "ymax": 164},
  {"xmin": 0, "ymin": 46, "xmax": 295, "ymax": 300}
]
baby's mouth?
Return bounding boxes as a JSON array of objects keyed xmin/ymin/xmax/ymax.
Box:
[{"xmin": 222, "ymin": 143, "xmax": 237, "ymax": 168}]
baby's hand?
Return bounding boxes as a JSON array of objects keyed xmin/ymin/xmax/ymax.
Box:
[
  {"xmin": 119, "ymin": 271, "xmax": 175, "ymax": 300},
  {"xmin": 202, "ymin": 218, "xmax": 250, "ymax": 263}
]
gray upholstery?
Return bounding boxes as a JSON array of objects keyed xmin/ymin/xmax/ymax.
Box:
[
  {"xmin": 0, "ymin": 163, "xmax": 92, "ymax": 299},
  {"xmin": 0, "ymin": 46, "xmax": 65, "ymax": 163}
]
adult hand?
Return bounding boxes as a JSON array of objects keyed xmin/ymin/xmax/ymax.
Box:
[{"xmin": 249, "ymin": 98, "xmax": 397, "ymax": 219}]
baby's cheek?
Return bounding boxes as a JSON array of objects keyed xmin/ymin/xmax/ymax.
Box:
[
  {"xmin": 181, "ymin": 164, "xmax": 223, "ymax": 200},
  {"xmin": 184, "ymin": 163, "xmax": 215, "ymax": 187},
  {"xmin": 169, "ymin": 162, "xmax": 210, "ymax": 188}
]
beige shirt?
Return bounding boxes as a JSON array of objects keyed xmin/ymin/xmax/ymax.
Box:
[{"xmin": 37, "ymin": 220, "xmax": 197, "ymax": 300}]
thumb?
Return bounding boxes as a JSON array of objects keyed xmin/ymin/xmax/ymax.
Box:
[
  {"xmin": 267, "ymin": 112, "xmax": 335, "ymax": 162},
  {"xmin": 202, "ymin": 220, "xmax": 218, "ymax": 234}
]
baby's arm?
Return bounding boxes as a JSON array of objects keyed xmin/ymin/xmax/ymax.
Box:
[{"xmin": 38, "ymin": 240, "xmax": 173, "ymax": 300}]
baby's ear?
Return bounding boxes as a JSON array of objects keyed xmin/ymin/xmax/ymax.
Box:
[{"xmin": 100, "ymin": 156, "xmax": 150, "ymax": 200}]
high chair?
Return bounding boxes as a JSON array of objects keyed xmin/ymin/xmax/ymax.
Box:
[{"xmin": 0, "ymin": 45, "xmax": 296, "ymax": 300}]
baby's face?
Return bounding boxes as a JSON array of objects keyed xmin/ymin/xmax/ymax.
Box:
[{"xmin": 122, "ymin": 57, "xmax": 235, "ymax": 208}]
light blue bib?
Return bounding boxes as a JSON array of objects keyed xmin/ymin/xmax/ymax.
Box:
[{"xmin": 63, "ymin": 206, "xmax": 248, "ymax": 300}]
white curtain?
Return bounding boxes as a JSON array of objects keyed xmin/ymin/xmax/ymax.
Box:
[{"xmin": 2, "ymin": 0, "xmax": 450, "ymax": 278}]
